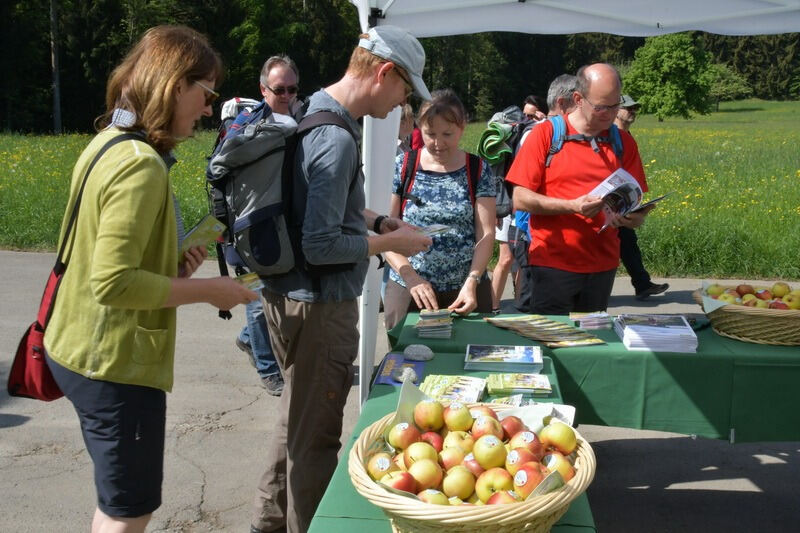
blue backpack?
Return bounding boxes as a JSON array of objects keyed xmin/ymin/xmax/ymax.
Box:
[{"xmin": 545, "ymin": 115, "xmax": 623, "ymax": 166}]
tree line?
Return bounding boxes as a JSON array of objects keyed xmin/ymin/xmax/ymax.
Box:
[{"xmin": 2, "ymin": 0, "xmax": 798, "ymax": 133}]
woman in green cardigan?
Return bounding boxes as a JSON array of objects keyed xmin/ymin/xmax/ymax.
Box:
[{"xmin": 44, "ymin": 26, "xmax": 257, "ymax": 533}]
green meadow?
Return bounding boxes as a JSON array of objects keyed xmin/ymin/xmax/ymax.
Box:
[{"xmin": 1, "ymin": 99, "xmax": 799, "ymax": 279}]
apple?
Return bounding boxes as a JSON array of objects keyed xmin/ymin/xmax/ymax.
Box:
[
  {"xmin": 752, "ymin": 298, "xmax": 769, "ymax": 308},
  {"xmin": 466, "ymin": 492, "xmax": 481, "ymax": 504},
  {"xmin": 387, "ymin": 422, "xmax": 421, "ymax": 451},
  {"xmin": 420, "ymin": 431, "xmax": 444, "ymax": 452},
  {"xmin": 407, "ymin": 458, "xmax": 443, "ymax": 491},
  {"xmin": 441, "ymin": 465, "xmax": 476, "ymax": 499},
  {"xmin": 718, "ymin": 293, "xmax": 738, "ymax": 304},
  {"xmin": 508, "ymin": 430, "xmax": 544, "ymax": 460},
  {"xmin": 789, "ymin": 289, "xmax": 800, "ymax": 297},
  {"xmin": 499, "ymin": 415, "xmax": 527, "ymax": 441},
  {"xmin": 539, "ymin": 422, "xmax": 577, "ymax": 455},
  {"xmin": 740, "ymin": 293, "xmax": 757, "ymax": 303},
  {"xmin": 475, "ymin": 467, "xmax": 514, "ymax": 502},
  {"xmin": 442, "ymin": 430, "xmax": 474, "ymax": 455},
  {"xmin": 755, "ymin": 289, "xmax": 772, "ymax": 300},
  {"xmin": 380, "ymin": 471, "xmax": 417, "ymax": 493},
  {"xmin": 542, "ymin": 452, "xmax": 575, "ymax": 482},
  {"xmin": 470, "ymin": 416, "xmax": 504, "ymax": 441},
  {"xmin": 439, "ymin": 447, "xmax": 466, "ymax": 471},
  {"xmin": 706, "ymin": 284, "xmax": 726, "ymax": 297},
  {"xmin": 448, "ymin": 496, "xmax": 467, "ymax": 506},
  {"xmin": 772, "ymin": 282, "xmax": 791, "ymax": 298},
  {"xmin": 486, "ymin": 490, "xmax": 522, "ymax": 505},
  {"xmin": 513, "ymin": 461, "xmax": 549, "ymax": 499},
  {"xmin": 469, "ymin": 405, "xmax": 499, "ymax": 420},
  {"xmin": 472, "ymin": 435, "xmax": 507, "ymax": 469},
  {"xmin": 417, "ymin": 488, "xmax": 450, "ymax": 505},
  {"xmin": 742, "ymin": 298, "xmax": 760, "ymax": 307},
  {"xmin": 366, "ymin": 452, "xmax": 399, "ymax": 481},
  {"xmin": 443, "ymin": 402, "xmax": 473, "ymax": 431},
  {"xmin": 782, "ymin": 293, "xmax": 800, "ymax": 310},
  {"xmin": 736, "ymin": 284, "xmax": 755, "ymax": 297},
  {"xmin": 414, "ymin": 399, "xmax": 445, "ymax": 431},
  {"xmin": 392, "ymin": 452, "xmax": 407, "ymax": 471},
  {"xmin": 403, "ymin": 441, "xmax": 439, "ymax": 469},
  {"xmin": 505, "ymin": 447, "xmax": 540, "ymax": 476},
  {"xmin": 769, "ymin": 300, "xmax": 790, "ymax": 309},
  {"xmin": 462, "ymin": 452, "xmax": 486, "ymax": 478}
]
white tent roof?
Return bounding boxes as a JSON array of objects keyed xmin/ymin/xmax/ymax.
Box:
[{"xmin": 353, "ymin": 0, "xmax": 800, "ymax": 37}]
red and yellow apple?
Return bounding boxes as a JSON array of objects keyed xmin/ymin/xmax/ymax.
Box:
[
  {"xmin": 508, "ymin": 430, "xmax": 544, "ymax": 460},
  {"xmin": 512, "ymin": 461, "xmax": 549, "ymax": 499},
  {"xmin": 414, "ymin": 399, "xmax": 445, "ymax": 431},
  {"xmin": 366, "ymin": 452, "xmax": 399, "ymax": 481},
  {"xmin": 499, "ymin": 415, "xmax": 527, "ymax": 441},
  {"xmin": 442, "ymin": 430, "xmax": 474, "ymax": 455},
  {"xmin": 772, "ymin": 282, "xmax": 791, "ymax": 298},
  {"xmin": 387, "ymin": 422, "xmax": 421, "ymax": 451},
  {"xmin": 407, "ymin": 458, "xmax": 443, "ymax": 491},
  {"xmin": 486, "ymin": 490, "xmax": 522, "ymax": 505},
  {"xmin": 441, "ymin": 464, "xmax": 476, "ymax": 499},
  {"xmin": 417, "ymin": 488, "xmax": 450, "ymax": 505},
  {"xmin": 505, "ymin": 447, "xmax": 540, "ymax": 476},
  {"xmin": 542, "ymin": 452, "xmax": 575, "ymax": 482},
  {"xmin": 462, "ymin": 452, "xmax": 486, "ymax": 478},
  {"xmin": 420, "ymin": 431, "xmax": 444, "ymax": 452},
  {"xmin": 471, "ymin": 415, "xmax": 504, "ymax": 441},
  {"xmin": 439, "ymin": 446, "xmax": 466, "ymax": 471},
  {"xmin": 380, "ymin": 471, "xmax": 417, "ymax": 493},
  {"xmin": 443, "ymin": 402, "xmax": 473, "ymax": 431},
  {"xmin": 475, "ymin": 467, "xmax": 514, "ymax": 502},
  {"xmin": 539, "ymin": 422, "xmax": 577, "ymax": 455},
  {"xmin": 469, "ymin": 405, "xmax": 499, "ymax": 420},
  {"xmin": 403, "ymin": 441, "xmax": 439, "ymax": 469},
  {"xmin": 472, "ymin": 435, "xmax": 507, "ymax": 469}
]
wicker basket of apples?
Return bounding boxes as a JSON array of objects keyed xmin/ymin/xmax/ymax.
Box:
[
  {"xmin": 693, "ymin": 281, "xmax": 800, "ymax": 345},
  {"xmin": 348, "ymin": 399, "xmax": 596, "ymax": 533}
]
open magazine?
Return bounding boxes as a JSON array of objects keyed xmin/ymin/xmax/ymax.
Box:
[{"xmin": 589, "ymin": 168, "xmax": 670, "ymax": 231}]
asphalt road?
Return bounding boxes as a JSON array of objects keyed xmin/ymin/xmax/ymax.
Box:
[{"xmin": 1, "ymin": 250, "xmax": 798, "ymax": 532}]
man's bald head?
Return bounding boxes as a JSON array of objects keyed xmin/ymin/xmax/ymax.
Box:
[{"xmin": 576, "ymin": 63, "xmax": 621, "ymax": 96}]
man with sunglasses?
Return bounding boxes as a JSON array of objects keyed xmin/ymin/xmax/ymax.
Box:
[
  {"xmin": 250, "ymin": 26, "xmax": 432, "ymax": 533},
  {"xmin": 260, "ymin": 54, "xmax": 302, "ymax": 120},
  {"xmin": 506, "ymin": 63, "xmax": 652, "ymax": 314}
]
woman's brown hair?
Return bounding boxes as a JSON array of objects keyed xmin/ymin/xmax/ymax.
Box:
[
  {"xmin": 417, "ymin": 89, "xmax": 467, "ymax": 129},
  {"xmin": 96, "ymin": 25, "xmax": 223, "ymax": 153}
]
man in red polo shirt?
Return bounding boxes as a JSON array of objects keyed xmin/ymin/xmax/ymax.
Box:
[{"xmin": 505, "ymin": 63, "xmax": 653, "ymax": 314}]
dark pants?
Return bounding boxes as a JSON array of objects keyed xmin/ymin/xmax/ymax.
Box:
[
  {"xmin": 383, "ymin": 277, "xmax": 494, "ymax": 331},
  {"xmin": 509, "ymin": 226, "xmax": 533, "ymax": 312},
  {"xmin": 526, "ymin": 266, "xmax": 617, "ymax": 315},
  {"xmin": 252, "ymin": 291, "xmax": 358, "ymax": 533},
  {"xmin": 618, "ymin": 227, "xmax": 651, "ymax": 292}
]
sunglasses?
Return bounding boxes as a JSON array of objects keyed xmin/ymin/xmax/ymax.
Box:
[
  {"xmin": 265, "ymin": 85, "xmax": 299, "ymax": 96},
  {"xmin": 393, "ymin": 67, "xmax": 414, "ymax": 98},
  {"xmin": 194, "ymin": 80, "xmax": 219, "ymax": 107},
  {"xmin": 580, "ymin": 94, "xmax": 622, "ymax": 113}
]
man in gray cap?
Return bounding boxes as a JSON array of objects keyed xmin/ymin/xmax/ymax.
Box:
[
  {"xmin": 250, "ymin": 26, "xmax": 432, "ymax": 533},
  {"xmin": 614, "ymin": 94, "xmax": 669, "ymax": 299}
]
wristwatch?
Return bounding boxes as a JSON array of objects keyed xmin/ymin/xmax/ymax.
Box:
[
  {"xmin": 466, "ymin": 273, "xmax": 481, "ymax": 283},
  {"xmin": 373, "ymin": 215, "xmax": 387, "ymax": 234}
]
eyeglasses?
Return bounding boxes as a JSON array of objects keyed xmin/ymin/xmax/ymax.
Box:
[
  {"xmin": 580, "ymin": 95, "xmax": 622, "ymax": 113},
  {"xmin": 265, "ymin": 85, "xmax": 299, "ymax": 96},
  {"xmin": 194, "ymin": 80, "xmax": 219, "ymax": 107},
  {"xmin": 525, "ymin": 113, "xmax": 536, "ymax": 120},
  {"xmin": 393, "ymin": 67, "xmax": 414, "ymax": 98}
]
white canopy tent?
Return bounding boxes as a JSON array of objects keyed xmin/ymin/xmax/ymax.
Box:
[{"xmin": 351, "ymin": 0, "xmax": 800, "ymax": 406}]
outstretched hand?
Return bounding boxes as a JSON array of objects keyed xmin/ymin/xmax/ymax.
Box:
[{"xmin": 178, "ymin": 246, "xmax": 208, "ymax": 278}]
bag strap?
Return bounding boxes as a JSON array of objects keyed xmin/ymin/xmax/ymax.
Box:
[
  {"xmin": 546, "ymin": 115, "xmax": 624, "ymax": 166},
  {"xmin": 465, "ymin": 153, "xmax": 482, "ymax": 207},
  {"xmin": 55, "ymin": 133, "xmax": 144, "ymax": 274},
  {"xmin": 545, "ymin": 115, "xmax": 566, "ymax": 168},
  {"xmin": 398, "ymin": 149, "xmax": 421, "ymax": 219}
]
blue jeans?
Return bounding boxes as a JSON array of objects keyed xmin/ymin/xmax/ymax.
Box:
[{"xmin": 238, "ymin": 299, "xmax": 281, "ymax": 379}]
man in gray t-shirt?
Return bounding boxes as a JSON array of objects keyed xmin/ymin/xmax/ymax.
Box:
[{"xmin": 251, "ymin": 26, "xmax": 432, "ymax": 533}]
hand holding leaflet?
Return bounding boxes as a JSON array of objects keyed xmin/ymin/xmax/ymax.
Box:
[{"xmin": 588, "ymin": 168, "xmax": 670, "ymax": 231}]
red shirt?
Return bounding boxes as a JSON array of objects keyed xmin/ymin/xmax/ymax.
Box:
[{"xmin": 505, "ymin": 116, "xmax": 647, "ymax": 273}]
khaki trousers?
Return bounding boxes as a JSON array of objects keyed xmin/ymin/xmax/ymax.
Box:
[{"xmin": 251, "ymin": 291, "xmax": 358, "ymax": 533}]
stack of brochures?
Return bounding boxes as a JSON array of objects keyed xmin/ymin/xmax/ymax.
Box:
[
  {"xmin": 419, "ymin": 374, "xmax": 486, "ymax": 403},
  {"xmin": 570, "ymin": 311, "xmax": 613, "ymax": 330},
  {"xmin": 484, "ymin": 315, "xmax": 605, "ymax": 348},
  {"xmin": 613, "ymin": 314, "xmax": 698, "ymax": 353},
  {"xmin": 463, "ymin": 344, "xmax": 543, "ymax": 373},
  {"xmin": 415, "ymin": 309, "xmax": 453, "ymax": 338},
  {"xmin": 486, "ymin": 373, "xmax": 552, "ymax": 396}
]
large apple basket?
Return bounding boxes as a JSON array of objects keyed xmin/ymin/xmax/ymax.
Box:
[
  {"xmin": 692, "ymin": 290, "xmax": 800, "ymax": 345},
  {"xmin": 348, "ymin": 405, "xmax": 596, "ymax": 533}
]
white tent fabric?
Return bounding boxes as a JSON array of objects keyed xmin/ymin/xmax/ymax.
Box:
[{"xmin": 352, "ymin": 0, "xmax": 800, "ymax": 407}]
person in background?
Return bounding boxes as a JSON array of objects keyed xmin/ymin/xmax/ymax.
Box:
[
  {"xmin": 234, "ymin": 55, "xmax": 303, "ymax": 396},
  {"xmin": 397, "ymin": 103, "xmax": 415, "ymax": 153},
  {"xmin": 546, "ymin": 74, "xmax": 578, "ymax": 117},
  {"xmin": 44, "ymin": 25, "xmax": 256, "ymax": 533},
  {"xmin": 523, "ymin": 94, "xmax": 547, "ymax": 121},
  {"xmin": 507, "ymin": 63, "xmax": 653, "ymax": 314},
  {"xmin": 250, "ymin": 26, "xmax": 432, "ymax": 533},
  {"xmin": 614, "ymin": 94, "xmax": 669, "ymax": 300},
  {"xmin": 383, "ymin": 89, "xmax": 496, "ymax": 329}
]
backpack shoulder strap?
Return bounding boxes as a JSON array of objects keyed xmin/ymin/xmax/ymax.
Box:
[
  {"xmin": 297, "ymin": 110, "xmax": 356, "ymax": 142},
  {"xmin": 465, "ymin": 152, "xmax": 482, "ymax": 206},
  {"xmin": 609, "ymin": 123, "xmax": 624, "ymax": 160},
  {"xmin": 545, "ymin": 115, "xmax": 566, "ymax": 168},
  {"xmin": 398, "ymin": 149, "xmax": 420, "ymax": 219}
]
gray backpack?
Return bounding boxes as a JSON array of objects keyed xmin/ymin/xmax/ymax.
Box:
[{"xmin": 206, "ymin": 108, "xmax": 356, "ymax": 278}]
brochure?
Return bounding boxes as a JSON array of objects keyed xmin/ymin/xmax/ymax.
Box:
[
  {"xmin": 464, "ymin": 344, "xmax": 543, "ymax": 373},
  {"xmin": 613, "ymin": 314, "xmax": 698, "ymax": 353},
  {"xmin": 486, "ymin": 373, "xmax": 552, "ymax": 396},
  {"xmin": 588, "ymin": 168, "xmax": 669, "ymax": 231},
  {"xmin": 373, "ymin": 352, "xmax": 425, "ymax": 386},
  {"xmin": 180, "ymin": 214, "xmax": 225, "ymax": 256},
  {"xmin": 418, "ymin": 374, "xmax": 486, "ymax": 403},
  {"xmin": 485, "ymin": 314, "xmax": 605, "ymax": 348},
  {"xmin": 234, "ymin": 272, "xmax": 264, "ymax": 291},
  {"xmin": 419, "ymin": 224, "xmax": 451, "ymax": 237}
]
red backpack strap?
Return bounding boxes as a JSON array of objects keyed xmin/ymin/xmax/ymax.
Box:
[
  {"xmin": 465, "ymin": 152, "xmax": 482, "ymax": 207},
  {"xmin": 397, "ymin": 149, "xmax": 421, "ymax": 219}
]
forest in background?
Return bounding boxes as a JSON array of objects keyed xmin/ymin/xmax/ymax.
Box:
[{"xmin": 2, "ymin": 0, "xmax": 799, "ymax": 133}]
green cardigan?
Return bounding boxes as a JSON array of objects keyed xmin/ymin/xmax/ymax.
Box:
[{"xmin": 45, "ymin": 129, "xmax": 178, "ymax": 392}]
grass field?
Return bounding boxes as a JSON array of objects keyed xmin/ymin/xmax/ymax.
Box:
[{"xmin": 1, "ymin": 99, "xmax": 798, "ymax": 279}]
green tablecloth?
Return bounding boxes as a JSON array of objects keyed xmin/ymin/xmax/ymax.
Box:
[
  {"xmin": 309, "ymin": 355, "xmax": 596, "ymax": 532},
  {"xmin": 393, "ymin": 313, "xmax": 800, "ymax": 443}
]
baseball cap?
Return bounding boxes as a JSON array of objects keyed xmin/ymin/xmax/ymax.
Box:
[
  {"xmin": 620, "ymin": 94, "xmax": 640, "ymax": 109},
  {"xmin": 358, "ymin": 25, "xmax": 431, "ymax": 101}
]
